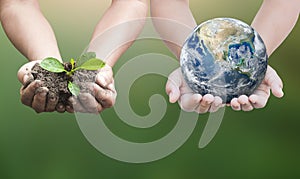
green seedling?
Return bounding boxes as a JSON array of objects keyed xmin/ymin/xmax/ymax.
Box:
[{"xmin": 40, "ymin": 52, "xmax": 105, "ymax": 96}]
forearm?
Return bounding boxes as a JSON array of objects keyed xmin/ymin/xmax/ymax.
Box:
[
  {"xmin": 252, "ymin": 0, "xmax": 299, "ymax": 56},
  {"xmin": 0, "ymin": 0, "xmax": 61, "ymax": 61},
  {"xmin": 89, "ymin": 0, "xmax": 148, "ymax": 67},
  {"xmin": 150, "ymin": 0, "xmax": 196, "ymax": 59}
]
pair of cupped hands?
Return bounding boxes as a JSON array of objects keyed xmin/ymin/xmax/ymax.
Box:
[{"xmin": 18, "ymin": 60, "xmax": 283, "ymax": 114}]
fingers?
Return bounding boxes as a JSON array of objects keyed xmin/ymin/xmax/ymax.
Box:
[
  {"xmin": 79, "ymin": 93, "xmax": 102, "ymax": 113},
  {"xmin": 69, "ymin": 94, "xmax": 102, "ymax": 114},
  {"xmin": 65, "ymin": 104, "xmax": 74, "ymax": 113},
  {"xmin": 95, "ymin": 65, "xmax": 113, "ymax": 88},
  {"xmin": 166, "ymin": 82, "xmax": 181, "ymax": 103},
  {"xmin": 166, "ymin": 68, "xmax": 227, "ymax": 113},
  {"xmin": 69, "ymin": 82, "xmax": 116, "ymax": 113},
  {"xmin": 22, "ymin": 73, "xmax": 34, "ymax": 88},
  {"xmin": 17, "ymin": 60, "xmax": 40, "ymax": 83},
  {"xmin": 45, "ymin": 93, "xmax": 58, "ymax": 112},
  {"xmin": 249, "ymin": 84, "xmax": 270, "ymax": 109},
  {"xmin": 231, "ymin": 93, "xmax": 270, "ymax": 111},
  {"xmin": 248, "ymin": 82, "xmax": 270, "ymax": 109},
  {"xmin": 69, "ymin": 97, "xmax": 86, "ymax": 113},
  {"xmin": 237, "ymin": 95, "xmax": 253, "ymax": 111},
  {"xmin": 166, "ymin": 69, "xmax": 182, "ymax": 103},
  {"xmin": 93, "ymin": 83, "xmax": 116, "ymax": 108},
  {"xmin": 249, "ymin": 94, "xmax": 267, "ymax": 109},
  {"xmin": 20, "ymin": 80, "xmax": 42, "ymax": 107},
  {"xmin": 179, "ymin": 94, "xmax": 224, "ymax": 113},
  {"xmin": 231, "ymin": 96, "xmax": 254, "ymax": 112},
  {"xmin": 265, "ymin": 66, "xmax": 284, "ymax": 98},
  {"xmin": 179, "ymin": 93, "xmax": 202, "ymax": 112},
  {"xmin": 231, "ymin": 98, "xmax": 241, "ymax": 111},
  {"xmin": 209, "ymin": 96, "xmax": 224, "ymax": 113},
  {"xmin": 31, "ymin": 87, "xmax": 48, "ymax": 113},
  {"xmin": 56, "ymin": 103, "xmax": 66, "ymax": 113},
  {"xmin": 195, "ymin": 94, "xmax": 214, "ymax": 114}
]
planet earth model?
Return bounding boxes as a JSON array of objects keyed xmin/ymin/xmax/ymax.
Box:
[{"xmin": 180, "ymin": 18, "xmax": 268, "ymax": 103}]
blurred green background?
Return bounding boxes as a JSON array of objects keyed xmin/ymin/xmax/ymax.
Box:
[{"xmin": 0, "ymin": 0, "xmax": 299, "ymax": 178}]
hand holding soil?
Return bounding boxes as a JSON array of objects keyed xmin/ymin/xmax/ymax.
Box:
[
  {"xmin": 18, "ymin": 60, "xmax": 64, "ymax": 113},
  {"xmin": 17, "ymin": 53, "xmax": 116, "ymax": 113},
  {"xmin": 69, "ymin": 64, "xmax": 116, "ymax": 113}
]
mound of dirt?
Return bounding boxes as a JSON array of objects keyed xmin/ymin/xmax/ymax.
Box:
[{"xmin": 31, "ymin": 63, "xmax": 97, "ymax": 106}]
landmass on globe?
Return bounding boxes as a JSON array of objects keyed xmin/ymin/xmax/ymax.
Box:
[{"xmin": 180, "ymin": 18, "xmax": 268, "ymax": 103}]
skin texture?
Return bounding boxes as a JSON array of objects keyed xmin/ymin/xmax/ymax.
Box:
[
  {"xmin": 0, "ymin": 0, "xmax": 148, "ymax": 113},
  {"xmin": 230, "ymin": 0, "xmax": 299, "ymax": 111},
  {"xmin": 151, "ymin": 0, "xmax": 299, "ymax": 113},
  {"xmin": 0, "ymin": 0, "xmax": 298, "ymax": 113}
]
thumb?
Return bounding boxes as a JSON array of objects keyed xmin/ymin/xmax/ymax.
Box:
[
  {"xmin": 96, "ymin": 64, "xmax": 113, "ymax": 88},
  {"xmin": 167, "ymin": 83, "xmax": 180, "ymax": 103},
  {"xmin": 166, "ymin": 68, "xmax": 182, "ymax": 103},
  {"xmin": 265, "ymin": 66, "xmax": 284, "ymax": 98},
  {"xmin": 17, "ymin": 61, "xmax": 38, "ymax": 83}
]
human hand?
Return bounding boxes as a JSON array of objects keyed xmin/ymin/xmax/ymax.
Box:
[
  {"xmin": 230, "ymin": 65, "xmax": 284, "ymax": 111},
  {"xmin": 17, "ymin": 60, "xmax": 62, "ymax": 113},
  {"xmin": 69, "ymin": 64, "xmax": 117, "ymax": 113},
  {"xmin": 166, "ymin": 67, "xmax": 224, "ymax": 114}
]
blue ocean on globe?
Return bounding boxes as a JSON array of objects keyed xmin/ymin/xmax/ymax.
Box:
[{"xmin": 180, "ymin": 18, "xmax": 268, "ymax": 103}]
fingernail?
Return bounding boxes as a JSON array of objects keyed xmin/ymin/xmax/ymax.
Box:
[
  {"xmin": 41, "ymin": 92, "xmax": 47, "ymax": 97},
  {"xmin": 280, "ymin": 89, "xmax": 284, "ymax": 96},
  {"xmin": 23, "ymin": 75, "xmax": 29, "ymax": 83},
  {"xmin": 206, "ymin": 101, "xmax": 212, "ymax": 105},
  {"xmin": 169, "ymin": 92, "xmax": 174, "ymax": 102}
]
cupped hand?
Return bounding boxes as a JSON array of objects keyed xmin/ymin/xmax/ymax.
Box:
[
  {"xmin": 69, "ymin": 64, "xmax": 117, "ymax": 114},
  {"xmin": 230, "ymin": 65, "xmax": 284, "ymax": 111},
  {"xmin": 166, "ymin": 67, "xmax": 224, "ymax": 114},
  {"xmin": 18, "ymin": 60, "xmax": 61, "ymax": 113}
]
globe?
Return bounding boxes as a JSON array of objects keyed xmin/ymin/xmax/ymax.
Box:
[{"xmin": 180, "ymin": 18, "xmax": 268, "ymax": 103}]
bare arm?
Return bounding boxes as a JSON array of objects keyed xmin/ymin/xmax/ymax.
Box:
[
  {"xmin": 151, "ymin": 0, "xmax": 298, "ymax": 113},
  {"xmin": 150, "ymin": 0, "xmax": 196, "ymax": 59},
  {"xmin": 251, "ymin": 0, "xmax": 299, "ymax": 56},
  {"xmin": 0, "ymin": 0, "xmax": 63, "ymax": 113},
  {"xmin": 88, "ymin": 0, "xmax": 149, "ymax": 67},
  {"xmin": 230, "ymin": 0, "xmax": 299, "ymax": 111},
  {"xmin": 70, "ymin": 0, "xmax": 149, "ymax": 113},
  {"xmin": 150, "ymin": 0, "xmax": 222, "ymax": 113},
  {"xmin": 0, "ymin": 0, "xmax": 61, "ymax": 62}
]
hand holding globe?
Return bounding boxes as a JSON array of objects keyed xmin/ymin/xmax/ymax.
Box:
[{"xmin": 166, "ymin": 18, "xmax": 284, "ymax": 113}]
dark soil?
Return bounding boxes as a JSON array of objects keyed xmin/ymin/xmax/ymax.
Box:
[{"xmin": 31, "ymin": 63, "xmax": 98, "ymax": 106}]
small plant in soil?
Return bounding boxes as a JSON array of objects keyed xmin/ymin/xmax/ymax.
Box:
[{"xmin": 31, "ymin": 52, "xmax": 105, "ymax": 106}]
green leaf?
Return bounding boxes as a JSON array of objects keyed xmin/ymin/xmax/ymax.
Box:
[
  {"xmin": 40, "ymin": 57, "xmax": 65, "ymax": 73},
  {"xmin": 75, "ymin": 58, "xmax": 105, "ymax": 71},
  {"xmin": 77, "ymin": 52, "xmax": 97, "ymax": 66},
  {"xmin": 68, "ymin": 81, "xmax": 80, "ymax": 96},
  {"xmin": 70, "ymin": 58, "xmax": 75, "ymax": 70}
]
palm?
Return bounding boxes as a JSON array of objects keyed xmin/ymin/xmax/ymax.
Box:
[
  {"xmin": 17, "ymin": 60, "xmax": 63, "ymax": 113},
  {"xmin": 166, "ymin": 65, "xmax": 283, "ymax": 113},
  {"xmin": 166, "ymin": 68, "xmax": 223, "ymax": 113},
  {"xmin": 230, "ymin": 65, "xmax": 283, "ymax": 111}
]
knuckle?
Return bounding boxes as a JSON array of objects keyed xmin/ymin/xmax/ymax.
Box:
[
  {"xmin": 255, "ymin": 103, "xmax": 266, "ymax": 109},
  {"xmin": 21, "ymin": 99, "xmax": 30, "ymax": 106},
  {"xmin": 179, "ymin": 103, "xmax": 191, "ymax": 112},
  {"xmin": 34, "ymin": 107, "xmax": 43, "ymax": 113}
]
